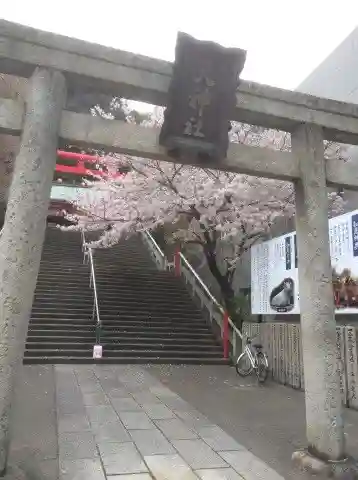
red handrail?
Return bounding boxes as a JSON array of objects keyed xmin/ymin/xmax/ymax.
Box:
[
  {"xmin": 56, "ymin": 164, "xmax": 99, "ymax": 176},
  {"xmin": 57, "ymin": 150, "xmax": 101, "ymax": 162}
]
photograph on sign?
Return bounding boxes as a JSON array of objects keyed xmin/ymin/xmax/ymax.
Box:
[{"xmin": 251, "ymin": 209, "xmax": 358, "ymax": 315}]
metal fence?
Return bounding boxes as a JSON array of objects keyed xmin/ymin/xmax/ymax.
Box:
[{"xmin": 242, "ymin": 322, "xmax": 358, "ymax": 409}]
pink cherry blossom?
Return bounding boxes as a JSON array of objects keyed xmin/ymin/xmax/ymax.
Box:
[{"xmin": 64, "ymin": 111, "xmax": 347, "ymax": 324}]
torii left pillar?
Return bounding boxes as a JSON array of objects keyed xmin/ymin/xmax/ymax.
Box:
[{"xmin": 0, "ymin": 68, "xmax": 66, "ymax": 475}]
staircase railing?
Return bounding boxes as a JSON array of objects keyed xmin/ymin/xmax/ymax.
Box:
[
  {"xmin": 142, "ymin": 230, "xmax": 167, "ymax": 270},
  {"xmin": 81, "ymin": 231, "xmax": 102, "ymax": 350},
  {"xmin": 142, "ymin": 230, "xmax": 243, "ymax": 360}
]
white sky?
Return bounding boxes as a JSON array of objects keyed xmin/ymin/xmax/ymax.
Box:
[{"xmin": 2, "ymin": 0, "xmax": 358, "ymax": 90}]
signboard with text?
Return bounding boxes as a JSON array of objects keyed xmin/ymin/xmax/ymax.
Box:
[{"xmin": 251, "ymin": 209, "xmax": 358, "ymax": 315}]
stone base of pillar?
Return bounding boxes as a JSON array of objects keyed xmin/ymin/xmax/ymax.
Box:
[
  {"xmin": 0, "ymin": 465, "xmax": 27, "ymax": 479},
  {"xmin": 292, "ymin": 450, "xmax": 358, "ymax": 478}
]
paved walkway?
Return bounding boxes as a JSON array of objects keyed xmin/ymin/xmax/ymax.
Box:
[
  {"xmin": 8, "ymin": 364, "xmax": 358, "ymax": 480},
  {"xmin": 56, "ymin": 365, "xmax": 285, "ymax": 480},
  {"xmin": 146, "ymin": 365, "xmax": 358, "ymax": 480}
]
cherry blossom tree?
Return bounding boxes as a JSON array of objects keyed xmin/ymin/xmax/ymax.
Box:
[{"xmin": 66, "ymin": 115, "xmax": 346, "ymax": 327}]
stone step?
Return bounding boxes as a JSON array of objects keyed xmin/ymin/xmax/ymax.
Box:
[
  {"xmin": 26, "ymin": 329, "xmax": 215, "ymax": 338},
  {"xmin": 28, "ymin": 320, "xmax": 210, "ymax": 330},
  {"xmin": 26, "ymin": 335, "xmax": 217, "ymax": 344},
  {"xmin": 35, "ymin": 276, "xmax": 184, "ymax": 286},
  {"xmin": 25, "ymin": 342, "xmax": 222, "ymax": 351},
  {"xmin": 34, "ymin": 288, "xmax": 191, "ymax": 298},
  {"xmin": 30, "ymin": 306, "xmax": 203, "ymax": 317},
  {"xmin": 28, "ymin": 324, "xmax": 212, "ymax": 334},
  {"xmin": 23, "ymin": 356, "xmax": 229, "ymax": 365},
  {"xmin": 33, "ymin": 295, "xmax": 197, "ymax": 308},
  {"xmin": 24, "ymin": 348, "xmax": 223, "ymax": 358}
]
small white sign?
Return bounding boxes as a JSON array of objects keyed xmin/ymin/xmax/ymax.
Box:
[{"xmin": 93, "ymin": 345, "xmax": 103, "ymax": 359}]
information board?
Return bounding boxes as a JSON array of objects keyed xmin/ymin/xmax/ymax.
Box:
[{"xmin": 251, "ymin": 209, "xmax": 358, "ymax": 315}]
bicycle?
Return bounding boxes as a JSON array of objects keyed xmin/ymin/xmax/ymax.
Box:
[{"xmin": 235, "ymin": 336, "xmax": 269, "ymax": 383}]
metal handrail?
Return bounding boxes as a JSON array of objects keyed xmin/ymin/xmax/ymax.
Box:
[
  {"xmin": 142, "ymin": 230, "xmax": 167, "ymax": 270},
  {"xmin": 81, "ymin": 231, "xmax": 101, "ymax": 345},
  {"xmin": 228, "ymin": 317, "xmax": 243, "ymax": 341},
  {"xmin": 81, "ymin": 230, "xmax": 86, "ymax": 251},
  {"xmin": 178, "ymin": 252, "xmax": 243, "ymax": 340},
  {"xmin": 144, "ymin": 230, "xmax": 165, "ymax": 258},
  {"xmin": 179, "ymin": 253, "xmax": 223, "ymax": 311}
]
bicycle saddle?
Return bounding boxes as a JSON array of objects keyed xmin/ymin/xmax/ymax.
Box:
[{"xmin": 253, "ymin": 343, "xmax": 263, "ymax": 349}]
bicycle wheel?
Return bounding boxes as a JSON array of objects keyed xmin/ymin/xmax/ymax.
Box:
[
  {"xmin": 235, "ymin": 352, "xmax": 253, "ymax": 376},
  {"xmin": 255, "ymin": 352, "xmax": 269, "ymax": 383}
]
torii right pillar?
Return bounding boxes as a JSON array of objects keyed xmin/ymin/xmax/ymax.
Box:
[{"xmin": 292, "ymin": 123, "xmax": 358, "ymax": 477}]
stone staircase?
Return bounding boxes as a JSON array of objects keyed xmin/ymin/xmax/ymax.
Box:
[{"xmin": 24, "ymin": 227, "xmax": 226, "ymax": 364}]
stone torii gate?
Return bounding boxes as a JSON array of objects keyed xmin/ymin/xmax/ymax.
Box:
[{"xmin": 1, "ymin": 19, "xmax": 358, "ymax": 478}]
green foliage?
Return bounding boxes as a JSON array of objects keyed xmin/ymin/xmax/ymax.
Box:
[{"xmin": 229, "ymin": 292, "xmax": 251, "ymax": 326}]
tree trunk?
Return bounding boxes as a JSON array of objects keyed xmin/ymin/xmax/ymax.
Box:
[{"xmin": 202, "ymin": 246, "xmax": 243, "ymax": 329}]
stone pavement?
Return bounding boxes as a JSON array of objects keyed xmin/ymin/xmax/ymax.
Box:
[
  {"xmin": 8, "ymin": 364, "xmax": 358, "ymax": 480},
  {"xmin": 146, "ymin": 365, "xmax": 358, "ymax": 480},
  {"xmin": 56, "ymin": 365, "xmax": 285, "ymax": 480},
  {"xmin": 9, "ymin": 364, "xmax": 59, "ymax": 479}
]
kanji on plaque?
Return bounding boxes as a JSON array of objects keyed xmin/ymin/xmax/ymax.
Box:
[
  {"xmin": 352, "ymin": 214, "xmax": 358, "ymax": 257},
  {"xmin": 183, "ymin": 76, "xmax": 215, "ymax": 138},
  {"xmin": 345, "ymin": 327, "xmax": 358, "ymax": 409}
]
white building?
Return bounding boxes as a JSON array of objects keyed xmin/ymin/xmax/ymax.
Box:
[
  {"xmin": 297, "ymin": 26, "xmax": 358, "ymax": 209},
  {"xmin": 297, "ymin": 27, "xmax": 358, "ymax": 103}
]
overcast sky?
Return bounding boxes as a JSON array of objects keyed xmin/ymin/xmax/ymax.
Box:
[{"xmin": 2, "ymin": 0, "xmax": 357, "ymax": 90}]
